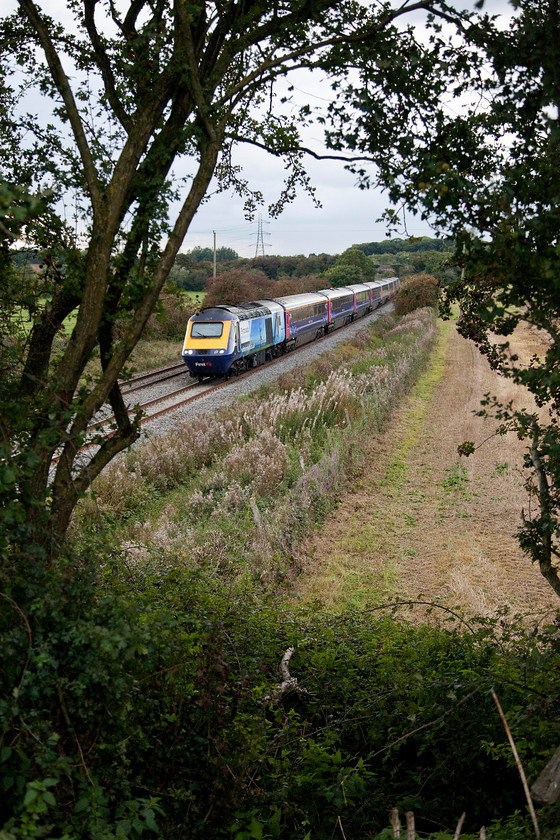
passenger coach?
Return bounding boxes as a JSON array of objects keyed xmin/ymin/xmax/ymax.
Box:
[{"xmin": 271, "ymin": 292, "xmax": 329, "ymax": 348}]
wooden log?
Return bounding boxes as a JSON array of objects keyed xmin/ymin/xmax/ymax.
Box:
[
  {"xmin": 280, "ymin": 646, "xmax": 295, "ymax": 684},
  {"xmin": 531, "ymin": 744, "xmax": 560, "ymax": 804},
  {"xmin": 264, "ymin": 646, "xmax": 310, "ymax": 705},
  {"xmin": 390, "ymin": 809, "xmax": 401, "ymax": 839}
]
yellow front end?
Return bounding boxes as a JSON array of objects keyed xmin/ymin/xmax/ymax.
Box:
[
  {"xmin": 182, "ymin": 319, "xmax": 235, "ymax": 377},
  {"xmin": 183, "ymin": 319, "xmax": 232, "ymax": 351}
]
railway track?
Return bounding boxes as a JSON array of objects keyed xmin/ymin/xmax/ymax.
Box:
[
  {"xmin": 70, "ymin": 366, "xmax": 254, "ymax": 459},
  {"xmin": 105, "ymin": 303, "xmax": 396, "ymax": 426},
  {"xmin": 118, "ymin": 361, "xmax": 187, "ymax": 394}
]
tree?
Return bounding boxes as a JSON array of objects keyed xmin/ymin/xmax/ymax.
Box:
[
  {"xmin": 326, "ymin": 0, "xmax": 560, "ymax": 596},
  {"xmin": 321, "ymin": 247, "xmax": 378, "ymax": 287},
  {"xmin": 0, "ymin": 0, "xmax": 467, "ymax": 561},
  {"xmin": 203, "ymin": 268, "xmax": 275, "ymax": 306},
  {"xmin": 187, "ymin": 245, "xmax": 239, "ymax": 262},
  {"xmin": 187, "ymin": 246, "xmax": 215, "ymax": 262},
  {"xmin": 352, "ymin": 237, "xmax": 448, "ymax": 256}
]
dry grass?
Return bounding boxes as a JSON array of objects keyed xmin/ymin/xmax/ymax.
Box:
[
  {"xmin": 81, "ymin": 339, "xmax": 183, "ymax": 387},
  {"xmin": 127, "ymin": 339, "xmax": 185, "ymax": 371},
  {"xmin": 76, "ymin": 309, "xmax": 439, "ymax": 591}
]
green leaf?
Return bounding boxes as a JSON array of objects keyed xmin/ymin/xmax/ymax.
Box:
[
  {"xmin": 74, "ymin": 797, "xmax": 90, "ymax": 813},
  {"xmin": 116, "ymin": 819, "xmax": 132, "ymax": 837},
  {"xmin": 23, "ymin": 787, "xmax": 37, "ymax": 806}
]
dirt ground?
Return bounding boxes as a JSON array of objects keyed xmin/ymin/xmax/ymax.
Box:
[{"xmin": 294, "ymin": 319, "xmax": 559, "ymax": 622}]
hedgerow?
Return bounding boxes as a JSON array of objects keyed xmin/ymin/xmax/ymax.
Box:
[
  {"xmin": 2, "ymin": 552, "xmax": 560, "ymax": 839},
  {"xmin": 394, "ymin": 274, "xmax": 440, "ymax": 316}
]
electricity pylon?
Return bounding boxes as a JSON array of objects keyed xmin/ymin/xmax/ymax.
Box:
[{"xmin": 253, "ymin": 214, "xmax": 270, "ymax": 257}]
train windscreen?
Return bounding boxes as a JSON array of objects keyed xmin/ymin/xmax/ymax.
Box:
[{"xmin": 191, "ymin": 322, "xmax": 223, "ymax": 338}]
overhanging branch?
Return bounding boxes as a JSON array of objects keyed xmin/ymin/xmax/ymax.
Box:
[
  {"xmin": 227, "ymin": 133, "xmax": 378, "ymax": 165},
  {"xmin": 83, "ymin": 0, "xmax": 133, "ymax": 133},
  {"xmin": 17, "ymin": 0, "xmax": 102, "ymax": 209}
]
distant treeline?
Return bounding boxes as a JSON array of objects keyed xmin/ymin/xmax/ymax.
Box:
[
  {"xmin": 8, "ymin": 239, "xmax": 454, "ymax": 295},
  {"xmin": 353, "ymin": 236, "xmax": 450, "ymax": 255},
  {"xmin": 185, "ymin": 245, "xmax": 240, "ymax": 262},
  {"xmin": 171, "ymin": 253, "xmax": 338, "ymax": 291},
  {"xmin": 171, "ymin": 239, "xmax": 453, "ymax": 292}
]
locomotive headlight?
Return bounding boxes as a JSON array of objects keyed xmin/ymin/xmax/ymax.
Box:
[
  {"xmin": 184, "ymin": 349, "xmax": 194, "ymax": 355},
  {"xmin": 218, "ymin": 349, "xmax": 225, "ymax": 354}
]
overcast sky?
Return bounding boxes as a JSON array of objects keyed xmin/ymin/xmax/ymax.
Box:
[
  {"xmin": 179, "ymin": 53, "xmax": 441, "ymax": 258},
  {"xmin": 182, "ymin": 146, "xmax": 431, "ymax": 259},
  {"xmin": 179, "ymin": 57, "xmax": 437, "ymax": 259}
]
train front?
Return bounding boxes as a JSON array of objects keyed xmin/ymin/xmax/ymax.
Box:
[{"xmin": 182, "ymin": 307, "xmax": 238, "ymax": 377}]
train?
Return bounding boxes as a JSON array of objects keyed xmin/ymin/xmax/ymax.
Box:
[{"xmin": 181, "ymin": 276, "xmax": 399, "ymax": 380}]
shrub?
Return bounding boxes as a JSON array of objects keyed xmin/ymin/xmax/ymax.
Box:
[
  {"xmin": 4, "ymin": 553, "xmax": 558, "ymax": 839},
  {"xmin": 143, "ymin": 289, "xmax": 198, "ymax": 340},
  {"xmin": 203, "ymin": 268, "xmax": 275, "ymax": 306},
  {"xmin": 393, "ymin": 272, "xmax": 440, "ymax": 315}
]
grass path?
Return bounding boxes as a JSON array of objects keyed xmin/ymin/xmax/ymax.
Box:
[{"xmin": 292, "ymin": 318, "xmax": 557, "ymax": 620}]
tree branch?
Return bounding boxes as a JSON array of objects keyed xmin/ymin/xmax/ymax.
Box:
[
  {"xmin": 526, "ymin": 425, "xmax": 560, "ymax": 598},
  {"xmin": 175, "ymin": 2, "xmax": 219, "ymax": 144},
  {"xmin": 227, "ymin": 132, "xmax": 379, "ymax": 163},
  {"xmin": 17, "ymin": 0, "xmax": 102, "ymax": 210},
  {"xmin": 83, "ymin": 0, "xmax": 133, "ymax": 132},
  {"xmin": 214, "ymin": 0, "xmax": 467, "ymax": 110}
]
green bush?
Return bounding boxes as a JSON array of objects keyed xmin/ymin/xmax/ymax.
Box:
[
  {"xmin": 143, "ymin": 288, "xmax": 198, "ymax": 340},
  {"xmin": 394, "ymin": 273, "xmax": 440, "ymax": 315}
]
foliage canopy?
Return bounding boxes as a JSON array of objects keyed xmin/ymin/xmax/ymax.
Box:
[{"xmin": 321, "ymin": 247, "xmax": 379, "ymax": 288}]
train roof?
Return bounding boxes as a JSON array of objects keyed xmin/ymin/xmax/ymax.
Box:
[
  {"xmin": 188, "ymin": 280, "xmax": 398, "ymax": 326},
  {"xmin": 192, "ymin": 302, "xmax": 272, "ymax": 321},
  {"xmin": 272, "ymin": 292, "xmax": 327, "ymax": 309},
  {"xmin": 315, "ymin": 287, "xmax": 354, "ymax": 300},
  {"xmin": 253, "ymin": 299, "xmax": 284, "ymax": 314},
  {"xmin": 344, "ymin": 283, "xmax": 371, "ymax": 293}
]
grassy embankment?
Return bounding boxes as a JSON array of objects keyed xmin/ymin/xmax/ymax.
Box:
[
  {"xmin": 293, "ymin": 317, "xmax": 451, "ymax": 609},
  {"xmin": 76, "ymin": 308, "xmax": 440, "ymax": 590}
]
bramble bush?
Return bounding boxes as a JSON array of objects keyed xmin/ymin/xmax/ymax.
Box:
[{"xmin": 143, "ymin": 288, "xmax": 198, "ymax": 341}]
